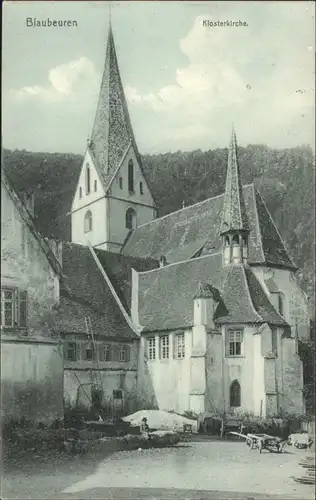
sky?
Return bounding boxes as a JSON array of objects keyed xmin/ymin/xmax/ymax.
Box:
[{"xmin": 2, "ymin": 1, "xmax": 315, "ymax": 154}]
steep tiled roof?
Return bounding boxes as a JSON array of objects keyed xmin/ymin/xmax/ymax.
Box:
[
  {"xmin": 123, "ymin": 184, "xmax": 296, "ymax": 270},
  {"xmin": 220, "ymin": 127, "xmax": 249, "ymax": 234},
  {"xmin": 95, "ymin": 249, "xmax": 159, "ymax": 312},
  {"xmin": 89, "ymin": 25, "xmax": 150, "ymax": 195},
  {"xmin": 56, "ymin": 242, "xmax": 138, "ymax": 339},
  {"xmin": 138, "ymin": 255, "xmax": 287, "ymax": 332}
]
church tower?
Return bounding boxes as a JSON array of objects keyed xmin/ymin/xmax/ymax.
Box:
[
  {"xmin": 70, "ymin": 24, "xmax": 157, "ymax": 252},
  {"xmin": 220, "ymin": 127, "xmax": 249, "ymax": 266}
]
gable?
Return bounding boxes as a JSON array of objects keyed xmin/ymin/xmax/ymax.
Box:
[
  {"xmin": 108, "ymin": 144, "xmax": 155, "ymax": 208},
  {"xmin": 1, "ymin": 174, "xmax": 61, "ymax": 277},
  {"xmin": 71, "ymin": 148, "xmax": 105, "ymax": 213}
]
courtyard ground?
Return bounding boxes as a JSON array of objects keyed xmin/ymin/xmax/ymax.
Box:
[{"xmin": 2, "ymin": 441, "xmax": 314, "ymax": 499}]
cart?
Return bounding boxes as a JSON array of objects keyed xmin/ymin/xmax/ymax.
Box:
[{"xmin": 230, "ymin": 431, "xmax": 286, "ymax": 453}]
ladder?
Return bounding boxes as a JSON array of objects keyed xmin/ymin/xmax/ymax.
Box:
[{"xmin": 85, "ymin": 316, "xmax": 105, "ymax": 420}]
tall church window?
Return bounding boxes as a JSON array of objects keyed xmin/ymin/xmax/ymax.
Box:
[
  {"xmin": 119, "ymin": 177, "xmax": 123, "ymax": 189},
  {"xmin": 84, "ymin": 210, "xmax": 93, "ymax": 233},
  {"xmin": 125, "ymin": 208, "xmax": 137, "ymax": 230},
  {"xmin": 140, "ymin": 182, "xmax": 144, "ymax": 195},
  {"xmin": 94, "ymin": 180, "xmax": 97, "ymax": 192},
  {"xmin": 230, "ymin": 380, "xmax": 241, "ymax": 407},
  {"xmin": 227, "ymin": 330, "xmax": 243, "ymax": 356},
  {"xmin": 79, "ymin": 187, "xmax": 82, "ymax": 199},
  {"xmin": 128, "ymin": 159, "xmax": 134, "ymax": 192},
  {"xmin": 86, "ymin": 165, "xmax": 91, "ymax": 194}
]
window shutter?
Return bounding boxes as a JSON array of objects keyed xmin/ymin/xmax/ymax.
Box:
[{"xmin": 19, "ymin": 290, "xmax": 27, "ymax": 327}]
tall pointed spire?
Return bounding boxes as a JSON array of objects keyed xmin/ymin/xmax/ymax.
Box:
[
  {"xmin": 220, "ymin": 126, "xmax": 249, "ymax": 235},
  {"xmin": 89, "ymin": 23, "xmax": 138, "ymax": 192}
]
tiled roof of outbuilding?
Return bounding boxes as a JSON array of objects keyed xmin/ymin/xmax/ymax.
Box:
[{"xmin": 55, "ymin": 242, "xmax": 139, "ymax": 339}]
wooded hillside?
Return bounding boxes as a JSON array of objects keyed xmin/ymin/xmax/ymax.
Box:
[{"xmin": 3, "ymin": 145, "xmax": 315, "ymax": 313}]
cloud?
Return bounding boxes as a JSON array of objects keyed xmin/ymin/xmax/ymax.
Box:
[
  {"xmin": 126, "ymin": 10, "xmax": 315, "ymax": 150},
  {"xmin": 11, "ymin": 57, "xmax": 99, "ymax": 103}
]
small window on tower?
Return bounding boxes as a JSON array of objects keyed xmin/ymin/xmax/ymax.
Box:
[
  {"xmin": 140, "ymin": 182, "xmax": 144, "ymax": 195},
  {"xmin": 232, "ymin": 234, "xmax": 239, "ymax": 245},
  {"xmin": 86, "ymin": 165, "xmax": 91, "ymax": 194},
  {"xmin": 128, "ymin": 160, "xmax": 134, "ymax": 192},
  {"xmin": 126, "ymin": 208, "xmax": 137, "ymax": 230},
  {"xmin": 225, "ymin": 236, "xmax": 230, "ymax": 246},
  {"xmin": 119, "ymin": 177, "xmax": 123, "ymax": 189},
  {"xmin": 94, "ymin": 180, "xmax": 97, "ymax": 192}
]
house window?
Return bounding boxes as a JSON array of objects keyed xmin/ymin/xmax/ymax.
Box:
[
  {"xmin": 85, "ymin": 342, "xmax": 94, "ymax": 361},
  {"xmin": 176, "ymin": 333, "xmax": 185, "ymax": 359},
  {"xmin": 84, "ymin": 210, "xmax": 93, "ymax": 233},
  {"xmin": 86, "ymin": 165, "xmax": 91, "ymax": 194},
  {"xmin": 94, "ymin": 180, "xmax": 97, "ymax": 192},
  {"xmin": 1, "ymin": 289, "xmax": 27, "ymax": 328},
  {"xmin": 230, "ymin": 380, "xmax": 241, "ymax": 407},
  {"xmin": 128, "ymin": 159, "xmax": 134, "ymax": 192},
  {"xmin": 65, "ymin": 342, "xmax": 77, "ymax": 361},
  {"xmin": 148, "ymin": 337, "xmax": 156, "ymax": 360},
  {"xmin": 119, "ymin": 177, "xmax": 123, "ymax": 189},
  {"xmin": 160, "ymin": 335, "xmax": 169, "ymax": 359},
  {"xmin": 79, "ymin": 187, "xmax": 82, "ymax": 199},
  {"xmin": 119, "ymin": 345, "xmax": 130, "ymax": 362},
  {"xmin": 125, "ymin": 208, "xmax": 136, "ymax": 230},
  {"xmin": 140, "ymin": 182, "xmax": 144, "ymax": 195},
  {"xmin": 227, "ymin": 330, "xmax": 243, "ymax": 356},
  {"xmin": 271, "ymin": 327, "xmax": 278, "ymax": 355},
  {"xmin": 278, "ymin": 294, "xmax": 284, "ymax": 317}
]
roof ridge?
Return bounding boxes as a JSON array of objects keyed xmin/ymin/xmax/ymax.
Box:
[
  {"xmin": 135, "ymin": 183, "xmax": 254, "ymax": 231},
  {"xmin": 251, "ymin": 183, "xmax": 265, "ymax": 262},
  {"xmin": 255, "ymin": 189, "xmax": 297, "ymax": 269}
]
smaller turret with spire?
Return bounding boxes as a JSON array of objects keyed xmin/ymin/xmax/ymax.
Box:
[{"xmin": 220, "ymin": 126, "xmax": 249, "ymax": 266}]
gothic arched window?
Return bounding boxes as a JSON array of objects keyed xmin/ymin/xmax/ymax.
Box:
[
  {"xmin": 224, "ymin": 235, "xmax": 230, "ymax": 246},
  {"xmin": 79, "ymin": 187, "xmax": 82, "ymax": 199},
  {"xmin": 84, "ymin": 210, "xmax": 93, "ymax": 233},
  {"xmin": 232, "ymin": 234, "xmax": 239, "ymax": 245},
  {"xmin": 86, "ymin": 164, "xmax": 91, "ymax": 194},
  {"xmin": 119, "ymin": 177, "xmax": 123, "ymax": 189},
  {"xmin": 94, "ymin": 179, "xmax": 97, "ymax": 192},
  {"xmin": 125, "ymin": 208, "xmax": 137, "ymax": 230},
  {"xmin": 230, "ymin": 380, "xmax": 241, "ymax": 407},
  {"xmin": 128, "ymin": 160, "xmax": 134, "ymax": 192}
]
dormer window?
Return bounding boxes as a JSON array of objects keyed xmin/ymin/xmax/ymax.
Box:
[{"xmin": 128, "ymin": 160, "xmax": 134, "ymax": 193}]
